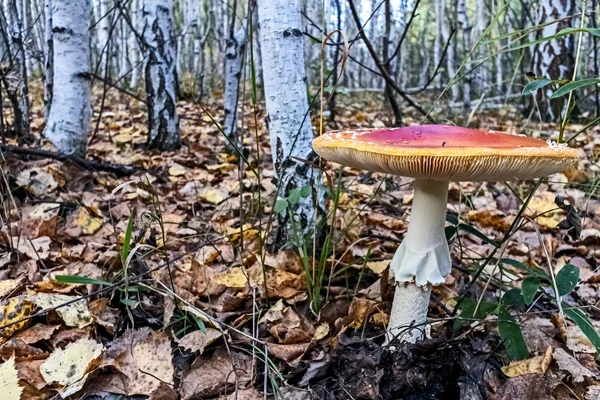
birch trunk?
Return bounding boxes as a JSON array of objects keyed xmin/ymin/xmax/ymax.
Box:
[
  {"xmin": 43, "ymin": 0, "xmax": 53, "ymax": 118},
  {"xmin": 258, "ymin": 0, "xmax": 323, "ymax": 247},
  {"xmin": 457, "ymin": 0, "xmax": 471, "ymax": 108},
  {"xmin": 5, "ymin": 0, "xmax": 30, "ymax": 137},
  {"xmin": 129, "ymin": 0, "xmax": 141, "ymax": 87},
  {"xmin": 98, "ymin": 0, "xmax": 110, "ymax": 75},
  {"xmin": 531, "ymin": 0, "xmax": 575, "ymax": 120},
  {"xmin": 143, "ymin": 0, "xmax": 180, "ymax": 150},
  {"xmin": 223, "ymin": 27, "xmax": 246, "ymax": 145},
  {"xmin": 43, "ymin": 0, "xmax": 92, "ymax": 156},
  {"xmin": 251, "ymin": 1, "xmax": 263, "ymax": 87},
  {"xmin": 441, "ymin": 0, "xmax": 458, "ymax": 101}
]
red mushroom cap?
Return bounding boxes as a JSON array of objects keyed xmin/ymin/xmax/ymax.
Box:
[{"xmin": 312, "ymin": 125, "xmax": 580, "ymax": 181}]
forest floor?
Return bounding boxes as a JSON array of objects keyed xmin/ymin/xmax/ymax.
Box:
[{"xmin": 1, "ymin": 84, "xmax": 600, "ymax": 399}]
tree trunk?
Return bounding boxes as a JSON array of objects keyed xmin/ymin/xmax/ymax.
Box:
[
  {"xmin": 383, "ymin": 0, "xmax": 401, "ymax": 126},
  {"xmin": 143, "ymin": 0, "xmax": 180, "ymax": 150},
  {"xmin": 434, "ymin": 0, "xmax": 443, "ymax": 88},
  {"xmin": 129, "ymin": 0, "xmax": 141, "ymax": 87},
  {"xmin": 457, "ymin": 0, "xmax": 471, "ymax": 108},
  {"xmin": 98, "ymin": 0, "xmax": 110, "ymax": 76},
  {"xmin": 43, "ymin": 0, "xmax": 53, "ymax": 119},
  {"xmin": 258, "ymin": 0, "xmax": 323, "ymax": 248},
  {"xmin": 531, "ymin": 0, "xmax": 575, "ymax": 121},
  {"xmin": 441, "ymin": 0, "xmax": 459, "ymax": 101},
  {"xmin": 223, "ymin": 26, "xmax": 246, "ymax": 145},
  {"xmin": 251, "ymin": 1, "xmax": 263, "ymax": 87},
  {"xmin": 5, "ymin": 0, "xmax": 30, "ymax": 137},
  {"xmin": 43, "ymin": 0, "xmax": 92, "ymax": 156}
]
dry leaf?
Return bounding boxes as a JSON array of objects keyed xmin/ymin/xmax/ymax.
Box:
[
  {"xmin": 72, "ymin": 208, "xmax": 105, "ymax": 235},
  {"xmin": 114, "ymin": 332, "xmax": 174, "ymax": 396},
  {"xmin": 177, "ymin": 328, "xmax": 222, "ymax": 354},
  {"xmin": 501, "ymin": 347, "xmax": 553, "ymax": 377},
  {"xmin": 0, "ymin": 357, "xmax": 23, "ymax": 400},
  {"xmin": 268, "ymin": 342, "xmax": 310, "ymax": 365},
  {"xmin": 0, "ymin": 297, "xmax": 34, "ymax": 343},
  {"xmin": 13, "ymin": 236, "xmax": 51, "ymax": 260},
  {"xmin": 30, "ymin": 293, "xmax": 92, "ymax": 328},
  {"xmin": 22, "ymin": 203, "xmax": 59, "ymax": 239},
  {"xmin": 40, "ymin": 338, "xmax": 103, "ymax": 386},
  {"xmin": 16, "ymin": 168, "xmax": 58, "ymax": 197},
  {"xmin": 0, "ymin": 279, "xmax": 23, "ymax": 298},
  {"xmin": 200, "ymin": 188, "xmax": 229, "ymax": 204},
  {"xmin": 553, "ymin": 347, "xmax": 596, "ymax": 383},
  {"xmin": 214, "ymin": 268, "xmax": 248, "ymax": 289},
  {"xmin": 12, "ymin": 323, "xmax": 59, "ymax": 345},
  {"xmin": 89, "ymin": 298, "xmax": 119, "ymax": 335},
  {"xmin": 169, "ymin": 163, "xmax": 188, "ymax": 176}
]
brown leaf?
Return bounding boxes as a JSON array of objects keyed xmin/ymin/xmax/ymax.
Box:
[
  {"xmin": 268, "ymin": 342, "xmax": 310, "ymax": 365},
  {"xmin": 15, "ymin": 358, "xmax": 47, "ymax": 390},
  {"xmin": 501, "ymin": 347, "xmax": 553, "ymax": 377},
  {"xmin": 177, "ymin": 328, "xmax": 222, "ymax": 354},
  {"xmin": 22, "ymin": 203, "xmax": 59, "ymax": 239},
  {"xmin": 114, "ymin": 332, "xmax": 174, "ymax": 396},
  {"xmin": 89, "ymin": 298, "xmax": 119, "ymax": 335},
  {"xmin": 180, "ymin": 351, "xmax": 252, "ymax": 399},
  {"xmin": 553, "ymin": 347, "xmax": 596, "ymax": 383}
]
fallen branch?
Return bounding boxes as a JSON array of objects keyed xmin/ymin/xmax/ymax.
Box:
[{"xmin": 0, "ymin": 144, "xmax": 138, "ymax": 176}]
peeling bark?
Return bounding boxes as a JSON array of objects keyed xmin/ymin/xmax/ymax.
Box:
[
  {"xmin": 223, "ymin": 26, "xmax": 246, "ymax": 145},
  {"xmin": 43, "ymin": 0, "xmax": 92, "ymax": 156},
  {"xmin": 143, "ymin": 0, "xmax": 180, "ymax": 150},
  {"xmin": 43, "ymin": 0, "xmax": 53, "ymax": 119}
]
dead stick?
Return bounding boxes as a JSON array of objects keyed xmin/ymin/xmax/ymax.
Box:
[{"xmin": 0, "ymin": 144, "xmax": 138, "ymax": 176}]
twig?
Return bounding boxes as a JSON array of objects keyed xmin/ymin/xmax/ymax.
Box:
[{"xmin": 0, "ymin": 144, "xmax": 137, "ymax": 176}]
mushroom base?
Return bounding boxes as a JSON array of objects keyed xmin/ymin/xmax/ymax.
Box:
[{"xmin": 387, "ymin": 179, "xmax": 451, "ymax": 344}]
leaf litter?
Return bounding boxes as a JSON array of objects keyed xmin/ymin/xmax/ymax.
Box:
[{"xmin": 1, "ymin": 86, "xmax": 600, "ymax": 399}]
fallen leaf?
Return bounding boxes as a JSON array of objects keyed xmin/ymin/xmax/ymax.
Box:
[
  {"xmin": 114, "ymin": 332, "xmax": 174, "ymax": 396},
  {"xmin": 268, "ymin": 342, "xmax": 310, "ymax": 365},
  {"xmin": 16, "ymin": 168, "xmax": 58, "ymax": 197},
  {"xmin": 13, "ymin": 236, "xmax": 51, "ymax": 260},
  {"xmin": 30, "ymin": 293, "xmax": 92, "ymax": 328},
  {"xmin": 169, "ymin": 163, "xmax": 188, "ymax": 176},
  {"xmin": 0, "ymin": 279, "xmax": 23, "ymax": 298},
  {"xmin": 89, "ymin": 298, "xmax": 119, "ymax": 335},
  {"xmin": 15, "ymin": 358, "xmax": 47, "ymax": 390},
  {"xmin": 12, "ymin": 323, "xmax": 59, "ymax": 345},
  {"xmin": 501, "ymin": 347, "xmax": 553, "ymax": 377},
  {"xmin": 0, "ymin": 297, "xmax": 34, "ymax": 343},
  {"xmin": 586, "ymin": 385, "xmax": 600, "ymax": 400},
  {"xmin": 72, "ymin": 208, "xmax": 105, "ymax": 235},
  {"xmin": 180, "ymin": 351, "xmax": 252, "ymax": 399},
  {"xmin": 200, "ymin": 188, "xmax": 229, "ymax": 204},
  {"xmin": 40, "ymin": 338, "xmax": 103, "ymax": 386},
  {"xmin": 553, "ymin": 347, "xmax": 596, "ymax": 383},
  {"xmin": 0, "ymin": 357, "xmax": 23, "ymax": 400},
  {"xmin": 177, "ymin": 328, "xmax": 222, "ymax": 354},
  {"xmin": 214, "ymin": 267, "xmax": 248, "ymax": 289},
  {"xmin": 22, "ymin": 203, "xmax": 59, "ymax": 239}
]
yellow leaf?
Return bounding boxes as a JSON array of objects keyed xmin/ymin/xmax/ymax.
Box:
[
  {"xmin": 0, "ymin": 279, "xmax": 22, "ymax": 298},
  {"xmin": 114, "ymin": 132, "xmax": 132, "ymax": 144},
  {"xmin": 214, "ymin": 268, "xmax": 248, "ymax": 289},
  {"xmin": 30, "ymin": 293, "xmax": 92, "ymax": 328},
  {"xmin": 313, "ymin": 323, "xmax": 329, "ymax": 341},
  {"xmin": 169, "ymin": 163, "xmax": 188, "ymax": 176},
  {"xmin": 0, "ymin": 297, "xmax": 34, "ymax": 343},
  {"xmin": 73, "ymin": 208, "xmax": 104, "ymax": 235},
  {"xmin": 366, "ymin": 260, "xmax": 389, "ymax": 275},
  {"xmin": 0, "ymin": 357, "xmax": 23, "ymax": 400},
  {"xmin": 40, "ymin": 338, "xmax": 103, "ymax": 386},
  {"xmin": 501, "ymin": 347, "xmax": 553, "ymax": 377},
  {"xmin": 200, "ymin": 188, "xmax": 229, "ymax": 205},
  {"xmin": 226, "ymin": 224, "xmax": 258, "ymax": 243}
]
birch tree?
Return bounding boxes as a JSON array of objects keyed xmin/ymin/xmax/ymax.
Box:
[
  {"xmin": 4, "ymin": 0, "xmax": 30, "ymax": 137},
  {"xmin": 258, "ymin": 0, "xmax": 323, "ymax": 247},
  {"xmin": 43, "ymin": 0, "xmax": 92, "ymax": 156},
  {"xmin": 532, "ymin": 0, "xmax": 575, "ymax": 120},
  {"xmin": 43, "ymin": 0, "xmax": 53, "ymax": 118},
  {"xmin": 143, "ymin": 0, "xmax": 180, "ymax": 150},
  {"xmin": 223, "ymin": 26, "xmax": 246, "ymax": 144}
]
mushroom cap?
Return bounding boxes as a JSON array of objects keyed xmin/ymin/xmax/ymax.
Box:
[{"xmin": 312, "ymin": 125, "xmax": 580, "ymax": 181}]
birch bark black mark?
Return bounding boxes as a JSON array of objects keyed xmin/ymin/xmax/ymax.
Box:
[
  {"xmin": 43, "ymin": 0, "xmax": 53, "ymax": 119},
  {"xmin": 143, "ymin": 0, "xmax": 180, "ymax": 151},
  {"xmin": 5, "ymin": 0, "xmax": 30, "ymax": 137},
  {"xmin": 43, "ymin": 0, "xmax": 92, "ymax": 156},
  {"xmin": 531, "ymin": 0, "xmax": 575, "ymax": 121},
  {"xmin": 223, "ymin": 26, "xmax": 246, "ymax": 146},
  {"xmin": 258, "ymin": 0, "xmax": 323, "ymax": 248}
]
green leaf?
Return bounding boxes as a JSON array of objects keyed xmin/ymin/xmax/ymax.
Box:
[
  {"xmin": 458, "ymin": 223, "xmax": 497, "ymax": 245},
  {"xmin": 288, "ymin": 188, "xmax": 302, "ymax": 205},
  {"xmin": 497, "ymin": 307, "xmax": 529, "ymax": 360},
  {"xmin": 550, "ymin": 78, "xmax": 600, "ymax": 99},
  {"xmin": 190, "ymin": 313, "xmax": 207, "ymax": 333},
  {"xmin": 122, "ymin": 212, "xmax": 134, "ymax": 265},
  {"xmin": 556, "ymin": 264, "xmax": 579, "ymax": 296},
  {"xmin": 54, "ymin": 275, "xmax": 112, "ymax": 286},
  {"xmin": 522, "ymin": 79, "xmax": 552, "ymax": 96},
  {"xmin": 521, "ymin": 277, "xmax": 540, "ymax": 305},
  {"xmin": 502, "ymin": 288, "xmax": 527, "ymax": 309},
  {"xmin": 563, "ymin": 304, "xmax": 600, "ymax": 352},
  {"xmin": 500, "ymin": 258, "xmax": 551, "ymax": 280},
  {"xmin": 274, "ymin": 198, "xmax": 288, "ymax": 214},
  {"xmin": 300, "ymin": 185, "xmax": 312, "ymax": 198},
  {"xmin": 452, "ymin": 297, "xmax": 497, "ymax": 332}
]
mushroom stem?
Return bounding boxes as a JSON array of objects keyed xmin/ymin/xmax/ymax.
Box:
[{"xmin": 387, "ymin": 179, "xmax": 451, "ymax": 344}]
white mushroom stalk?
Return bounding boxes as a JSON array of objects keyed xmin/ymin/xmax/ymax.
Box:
[{"xmin": 387, "ymin": 179, "xmax": 451, "ymax": 344}]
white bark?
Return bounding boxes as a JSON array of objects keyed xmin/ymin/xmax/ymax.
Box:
[
  {"xmin": 457, "ymin": 0, "xmax": 471, "ymax": 107},
  {"xmin": 43, "ymin": 0, "xmax": 53, "ymax": 119},
  {"xmin": 223, "ymin": 27, "xmax": 246, "ymax": 144},
  {"xmin": 98, "ymin": 0, "xmax": 110, "ymax": 74},
  {"xmin": 258, "ymin": 0, "xmax": 323, "ymax": 245},
  {"xmin": 387, "ymin": 179, "xmax": 451, "ymax": 344},
  {"xmin": 129, "ymin": 0, "xmax": 141, "ymax": 87},
  {"xmin": 433, "ymin": 0, "xmax": 442, "ymax": 88},
  {"xmin": 143, "ymin": 0, "xmax": 180, "ymax": 150},
  {"xmin": 251, "ymin": 2, "xmax": 263, "ymax": 86},
  {"xmin": 6, "ymin": 0, "xmax": 30, "ymax": 137},
  {"xmin": 441, "ymin": 0, "xmax": 458, "ymax": 101},
  {"xmin": 43, "ymin": 0, "xmax": 92, "ymax": 156}
]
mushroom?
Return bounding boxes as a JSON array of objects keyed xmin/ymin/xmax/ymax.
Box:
[{"xmin": 312, "ymin": 125, "xmax": 579, "ymax": 344}]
